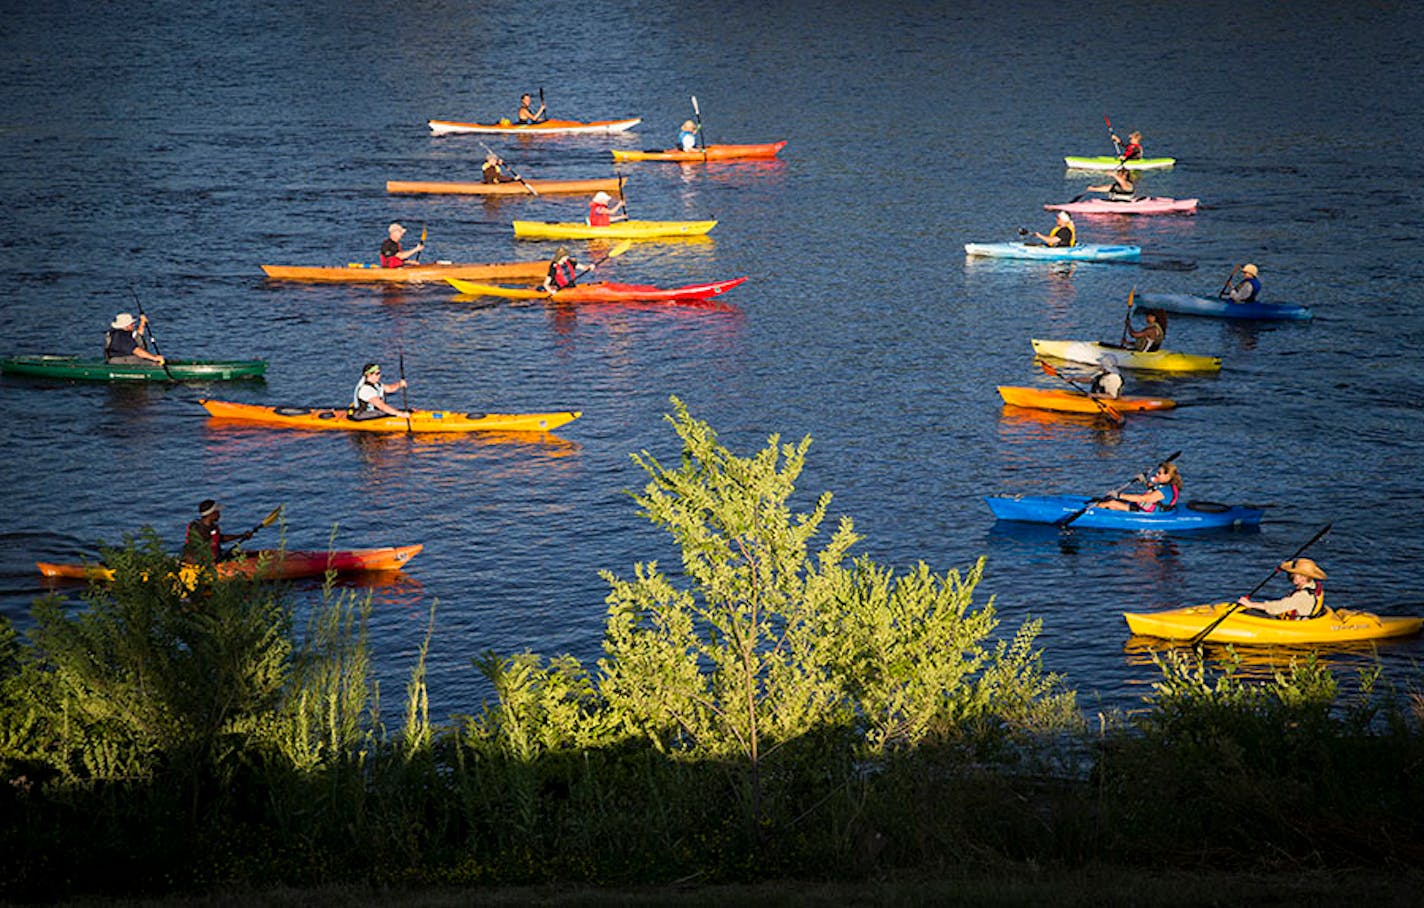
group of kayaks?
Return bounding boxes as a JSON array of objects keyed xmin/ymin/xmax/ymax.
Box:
[{"xmin": 976, "ymin": 126, "xmax": 1416, "ymax": 646}]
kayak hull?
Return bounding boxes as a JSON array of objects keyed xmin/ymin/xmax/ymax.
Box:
[
  {"xmin": 386, "ymin": 178, "xmax": 622, "ymax": 196},
  {"xmin": 1064, "ymin": 156, "xmax": 1176, "ymax": 171},
  {"xmin": 2, "ymin": 355, "xmax": 267, "ymax": 382},
  {"xmin": 512, "ymin": 220, "xmax": 717, "ymax": 240},
  {"xmin": 200, "ymin": 399, "xmax": 580, "ymax": 433},
  {"xmin": 38, "ymin": 545, "xmax": 423, "ymax": 583},
  {"xmin": 997, "ymin": 386, "xmax": 1176, "ymax": 414},
  {"xmin": 611, "ymin": 141, "xmax": 787, "ymax": 162},
  {"xmin": 427, "ymin": 117, "xmax": 641, "ymax": 135},
  {"xmin": 1030, "ymin": 340, "xmax": 1221, "ymax": 373},
  {"xmin": 1044, "ymin": 197, "xmax": 1198, "ymax": 214},
  {"xmin": 1136, "ymin": 292, "xmax": 1313, "ymax": 321},
  {"xmin": 964, "ymin": 242, "xmax": 1141, "ymax": 262},
  {"xmin": 446, "ymin": 277, "xmax": 747, "ymax": 302},
  {"xmin": 985, "ymin": 495, "xmax": 1263, "ymax": 530},
  {"xmin": 1124, "ymin": 603, "xmax": 1423, "ymax": 644},
  {"xmin": 261, "ymin": 262, "xmax": 549, "ymax": 284}
]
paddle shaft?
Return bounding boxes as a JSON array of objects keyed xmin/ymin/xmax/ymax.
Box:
[
  {"xmin": 399, "ymin": 348, "xmax": 412, "ymax": 434},
  {"xmin": 128, "ymin": 287, "xmax": 176, "ymax": 381},
  {"xmin": 1218, "ymin": 263, "xmax": 1241, "ymax": 297},
  {"xmin": 1104, "ymin": 113, "xmax": 1121, "ymax": 155},
  {"xmin": 1038, "ymin": 360, "xmax": 1124, "ymax": 424},
  {"xmin": 562, "ymin": 240, "xmax": 632, "ymax": 290},
  {"xmin": 480, "ymin": 141, "xmax": 539, "ymax": 196},
  {"xmin": 615, "ymin": 170, "xmax": 630, "ymax": 218},
  {"xmin": 1119, "ymin": 287, "xmax": 1136, "ymax": 347},
  {"xmin": 1057, "ymin": 450, "xmax": 1181, "ymax": 528},
  {"xmin": 691, "ymin": 95, "xmax": 708, "ymax": 159},
  {"xmin": 1189, "ymin": 522, "xmax": 1334, "ymax": 646}
]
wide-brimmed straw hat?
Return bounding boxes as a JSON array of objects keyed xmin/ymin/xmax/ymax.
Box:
[
  {"xmin": 111, "ymin": 312, "xmax": 135, "ymax": 329},
  {"xmin": 1279, "ymin": 557, "xmax": 1326, "ymax": 580},
  {"xmin": 1242, "ymin": 263, "xmax": 1259, "ymax": 276}
]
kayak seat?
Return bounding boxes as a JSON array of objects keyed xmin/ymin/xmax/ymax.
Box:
[
  {"xmin": 274, "ymin": 407, "xmax": 312, "ymax": 416},
  {"xmin": 464, "ymin": 412, "xmax": 487, "ymax": 419},
  {"xmin": 1185, "ymin": 501, "xmax": 1231, "ymax": 513}
]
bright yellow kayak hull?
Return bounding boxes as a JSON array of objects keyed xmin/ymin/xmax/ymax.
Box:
[
  {"xmin": 1124, "ymin": 603, "xmax": 1423, "ymax": 644},
  {"xmin": 1031, "ymin": 339, "xmax": 1221, "ymax": 373}
]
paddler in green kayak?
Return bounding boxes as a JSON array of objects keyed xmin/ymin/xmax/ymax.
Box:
[
  {"xmin": 1236, "ymin": 558, "xmax": 1326, "ymax": 619},
  {"xmin": 1111, "ymin": 129, "xmax": 1144, "ymax": 161},
  {"xmin": 104, "ymin": 312, "xmax": 166, "ymax": 365}
]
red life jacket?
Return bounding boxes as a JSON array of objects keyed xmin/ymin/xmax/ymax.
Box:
[
  {"xmin": 587, "ymin": 202, "xmax": 611, "ymax": 227},
  {"xmin": 549, "ymin": 259, "xmax": 578, "ymax": 289}
]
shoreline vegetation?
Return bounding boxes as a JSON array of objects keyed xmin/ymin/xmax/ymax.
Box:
[{"xmin": 3, "ymin": 401, "xmax": 1421, "ymax": 902}]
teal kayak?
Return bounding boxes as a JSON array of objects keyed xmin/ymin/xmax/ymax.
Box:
[
  {"xmin": 1, "ymin": 355, "xmax": 267, "ymax": 381},
  {"xmin": 1064, "ymin": 155, "xmax": 1176, "ymax": 171},
  {"xmin": 1135, "ymin": 292, "xmax": 1313, "ymax": 321},
  {"xmin": 965, "ymin": 242, "xmax": 1141, "ymax": 262}
]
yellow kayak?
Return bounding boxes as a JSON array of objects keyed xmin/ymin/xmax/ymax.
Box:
[
  {"xmin": 512, "ymin": 220, "xmax": 717, "ymax": 240},
  {"xmin": 1124, "ymin": 603, "xmax": 1424, "ymax": 644},
  {"xmin": 1031, "ymin": 340, "xmax": 1221, "ymax": 373}
]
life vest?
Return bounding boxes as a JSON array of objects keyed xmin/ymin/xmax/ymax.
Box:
[
  {"xmin": 185, "ymin": 519, "xmax": 220, "ymax": 563},
  {"xmin": 104, "ymin": 327, "xmax": 137, "ymax": 360},
  {"xmin": 548, "ymin": 259, "xmax": 578, "ymax": 289},
  {"xmin": 379, "ymin": 238, "xmax": 404, "ymax": 268},
  {"xmin": 1120, "ymin": 142, "xmax": 1143, "ymax": 160},
  {"xmin": 1239, "ymin": 276, "xmax": 1261, "ymax": 302},
  {"xmin": 587, "ymin": 202, "xmax": 611, "ymax": 227},
  {"xmin": 1137, "ymin": 482, "xmax": 1179, "ymax": 513},
  {"xmin": 348, "ymin": 377, "xmax": 383, "ymax": 415},
  {"xmin": 1051, "ymin": 223, "xmax": 1076, "ymax": 247}
]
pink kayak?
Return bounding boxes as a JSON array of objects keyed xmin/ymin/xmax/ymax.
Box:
[{"xmin": 1044, "ymin": 197, "xmax": 1199, "ymax": 215}]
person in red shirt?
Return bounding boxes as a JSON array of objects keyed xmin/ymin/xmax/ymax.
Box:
[
  {"xmin": 543, "ymin": 247, "xmax": 596, "ymax": 293},
  {"xmin": 379, "ymin": 223, "xmax": 424, "ymax": 268},
  {"xmin": 586, "ymin": 191, "xmax": 626, "ymax": 227},
  {"xmin": 1112, "ymin": 130, "xmax": 1144, "ymax": 161}
]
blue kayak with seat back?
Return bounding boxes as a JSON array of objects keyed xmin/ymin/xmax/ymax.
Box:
[
  {"xmin": 965, "ymin": 242, "xmax": 1141, "ymax": 262},
  {"xmin": 1134, "ymin": 292, "xmax": 1312, "ymax": 321},
  {"xmin": 984, "ymin": 495, "xmax": 1265, "ymax": 530}
]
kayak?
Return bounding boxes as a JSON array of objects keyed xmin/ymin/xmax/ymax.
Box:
[
  {"xmin": 964, "ymin": 243, "xmax": 1141, "ymax": 262},
  {"xmin": 386, "ymin": 178, "xmax": 622, "ymax": 196},
  {"xmin": 610, "ymin": 141, "xmax": 787, "ymax": 162},
  {"xmin": 1135, "ymin": 291, "xmax": 1313, "ymax": 321},
  {"xmin": 985, "ymin": 495, "xmax": 1263, "ymax": 530},
  {"xmin": 200, "ymin": 399, "xmax": 580, "ymax": 433},
  {"xmin": 1, "ymin": 355, "xmax": 267, "ymax": 382},
  {"xmin": 512, "ymin": 220, "xmax": 718, "ymax": 240},
  {"xmin": 38, "ymin": 545, "xmax": 423, "ymax": 583},
  {"xmin": 427, "ymin": 117, "xmax": 641, "ymax": 136},
  {"xmin": 1064, "ymin": 156, "xmax": 1176, "ymax": 171},
  {"xmin": 446, "ymin": 276, "xmax": 747, "ymax": 302},
  {"xmin": 260, "ymin": 261, "xmax": 549, "ymax": 284},
  {"xmin": 997, "ymin": 386, "xmax": 1176, "ymax": 414},
  {"xmin": 1123, "ymin": 602, "xmax": 1423, "ymax": 644},
  {"xmin": 1030, "ymin": 340, "xmax": 1221, "ymax": 373},
  {"xmin": 1044, "ymin": 197, "xmax": 1198, "ymax": 215}
]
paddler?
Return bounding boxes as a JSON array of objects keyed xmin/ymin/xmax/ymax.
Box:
[
  {"xmin": 1112, "ymin": 129, "xmax": 1144, "ymax": 161},
  {"xmin": 1097, "ymin": 461, "xmax": 1182, "ymax": 513},
  {"xmin": 543, "ymin": 247, "xmax": 596, "ymax": 293},
  {"xmin": 183, "ymin": 499, "xmax": 253, "ymax": 565},
  {"xmin": 1088, "ymin": 353, "xmax": 1124, "ymax": 399},
  {"xmin": 348, "ymin": 362, "xmax": 410, "ymax": 420},
  {"xmin": 103, "ymin": 312, "xmax": 166, "ymax": 365},
  {"xmin": 517, "ymin": 93, "xmax": 546, "ymax": 124},
  {"xmin": 481, "ymin": 152, "xmax": 510, "ymax": 184},
  {"xmin": 1127, "ymin": 309, "xmax": 1167, "ymax": 352},
  {"xmin": 677, "ymin": 119, "xmax": 700, "ymax": 151},
  {"xmin": 586, "ymin": 191, "xmax": 627, "ymax": 228},
  {"xmin": 1222, "ymin": 263, "xmax": 1261, "ymax": 303},
  {"xmin": 1236, "ymin": 558, "xmax": 1326, "ymax": 619},
  {"xmin": 379, "ymin": 223, "xmax": 424, "ymax": 268},
  {"xmin": 1033, "ymin": 211, "xmax": 1076, "ymax": 247},
  {"xmin": 1087, "ymin": 168, "xmax": 1137, "ymax": 202}
]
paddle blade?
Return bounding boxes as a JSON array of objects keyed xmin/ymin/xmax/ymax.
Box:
[
  {"xmin": 606, "ymin": 240, "xmax": 633, "ymax": 261},
  {"xmin": 260, "ymin": 505, "xmax": 283, "ymax": 528},
  {"xmin": 1127, "ymin": 286, "xmax": 1136, "ymax": 309},
  {"xmin": 691, "ymin": 95, "xmax": 700, "ymax": 115},
  {"xmin": 1036, "ymin": 359, "xmax": 1059, "ymax": 377}
]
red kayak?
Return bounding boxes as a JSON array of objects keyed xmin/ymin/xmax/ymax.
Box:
[
  {"xmin": 446, "ymin": 276, "xmax": 747, "ymax": 303},
  {"xmin": 37, "ymin": 545, "xmax": 423, "ymax": 582}
]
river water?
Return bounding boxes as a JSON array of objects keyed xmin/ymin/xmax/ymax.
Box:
[{"xmin": 3, "ymin": 0, "xmax": 1422, "ymax": 719}]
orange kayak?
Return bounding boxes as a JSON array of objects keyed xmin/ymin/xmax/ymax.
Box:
[
  {"xmin": 385, "ymin": 178, "xmax": 622, "ymax": 196},
  {"xmin": 611, "ymin": 141, "xmax": 788, "ymax": 162},
  {"xmin": 997, "ymin": 386, "xmax": 1176, "ymax": 414},
  {"xmin": 260, "ymin": 261, "xmax": 548, "ymax": 284},
  {"xmin": 200, "ymin": 399, "xmax": 580, "ymax": 434},
  {"xmin": 38, "ymin": 545, "xmax": 423, "ymax": 583}
]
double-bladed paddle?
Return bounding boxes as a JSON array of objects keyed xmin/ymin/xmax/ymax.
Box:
[
  {"xmin": 398, "ymin": 346, "xmax": 412, "ymax": 434},
  {"xmin": 564, "ymin": 240, "xmax": 634, "ymax": 290},
  {"xmin": 1217, "ymin": 263, "xmax": 1241, "ymax": 299},
  {"xmin": 1119, "ymin": 286, "xmax": 1137, "ymax": 347},
  {"xmin": 1188, "ymin": 522, "xmax": 1334, "ymax": 646},
  {"xmin": 1056, "ymin": 450, "xmax": 1181, "ymax": 528},
  {"xmin": 479, "ymin": 141, "xmax": 539, "ymax": 196},
  {"xmin": 1036, "ymin": 359, "xmax": 1125, "ymax": 424},
  {"xmin": 128, "ymin": 287, "xmax": 177, "ymax": 381},
  {"xmin": 221, "ymin": 505, "xmax": 283, "ymax": 559},
  {"xmin": 691, "ymin": 95, "xmax": 708, "ymax": 162},
  {"xmin": 1104, "ymin": 113, "xmax": 1122, "ymax": 156}
]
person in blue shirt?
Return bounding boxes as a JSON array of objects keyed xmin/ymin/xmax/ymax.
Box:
[
  {"xmin": 678, "ymin": 119, "xmax": 700, "ymax": 151},
  {"xmin": 1223, "ymin": 263, "xmax": 1261, "ymax": 303}
]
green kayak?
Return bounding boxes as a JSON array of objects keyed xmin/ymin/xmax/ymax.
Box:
[
  {"xmin": 1, "ymin": 355, "xmax": 267, "ymax": 382},
  {"xmin": 1063, "ymin": 155, "xmax": 1176, "ymax": 171}
]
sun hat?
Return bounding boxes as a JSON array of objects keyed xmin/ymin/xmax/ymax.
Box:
[
  {"xmin": 1242, "ymin": 263, "xmax": 1258, "ymax": 276},
  {"xmin": 1279, "ymin": 558, "xmax": 1326, "ymax": 580},
  {"xmin": 1097, "ymin": 354, "xmax": 1119, "ymax": 372},
  {"xmin": 198, "ymin": 499, "xmax": 220, "ymax": 517},
  {"xmin": 111, "ymin": 312, "xmax": 135, "ymax": 329}
]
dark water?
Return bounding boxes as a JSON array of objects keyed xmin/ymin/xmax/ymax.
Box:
[{"xmin": 3, "ymin": 0, "xmax": 1422, "ymax": 719}]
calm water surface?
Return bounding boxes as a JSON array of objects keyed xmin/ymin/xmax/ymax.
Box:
[{"xmin": 3, "ymin": 0, "xmax": 1422, "ymax": 719}]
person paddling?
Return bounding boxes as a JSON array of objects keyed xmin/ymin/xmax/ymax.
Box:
[
  {"xmin": 586, "ymin": 191, "xmax": 627, "ymax": 227},
  {"xmin": 1033, "ymin": 211, "xmax": 1076, "ymax": 247},
  {"xmin": 677, "ymin": 119, "xmax": 700, "ymax": 151},
  {"xmin": 1097, "ymin": 461, "xmax": 1182, "ymax": 512},
  {"xmin": 481, "ymin": 152, "xmax": 510, "ymax": 184},
  {"xmin": 183, "ymin": 499, "xmax": 253, "ymax": 565},
  {"xmin": 104, "ymin": 312, "xmax": 166, "ymax": 365},
  {"xmin": 1127, "ymin": 309, "xmax": 1167, "ymax": 352},
  {"xmin": 1088, "ymin": 353, "xmax": 1124, "ymax": 399},
  {"xmin": 1236, "ymin": 558, "xmax": 1326, "ymax": 619},
  {"xmin": 1112, "ymin": 129, "xmax": 1145, "ymax": 161},
  {"xmin": 348, "ymin": 362, "xmax": 411, "ymax": 420},
  {"xmin": 1222, "ymin": 263, "xmax": 1261, "ymax": 303},
  {"xmin": 379, "ymin": 223, "xmax": 424, "ymax": 268},
  {"xmin": 1087, "ymin": 168, "xmax": 1137, "ymax": 202},
  {"xmin": 542, "ymin": 247, "xmax": 596, "ymax": 293},
  {"xmin": 517, "ymin": 92, "xmax": 546, "ymax": 124}
]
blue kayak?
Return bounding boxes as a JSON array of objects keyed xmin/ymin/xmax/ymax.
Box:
[
  {"xmin": 1135, "ymin": 291, "xmax": 1312, "ymax": 321},
  {"xmin": 984, "ymin": 495, "xmax": 1265, "ymax": 530},
  {"xmin": 964, "ymin": 242, "xmax": 1141, "ymax": 262}
]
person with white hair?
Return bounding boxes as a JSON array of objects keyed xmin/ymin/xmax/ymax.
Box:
[
  {"xmin": 1033, "ymin": 210, "xmax": 1076, "ymax": 247},
  {"xmin": 379, "ymin": 222, "xmax": 424, "ymax": 268},
  {"xmin": 586, "ymin": 191, "xmax": 626, "ymax": 227},
  {"xmin": 103, "ymin": 312, "xmax": 165, "ymax": 364}
]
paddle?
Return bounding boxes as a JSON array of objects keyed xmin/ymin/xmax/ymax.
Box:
[
  {"xmin": 1104, "ymin": 113, "xmax": 1122, "ymax": 156},
  {"xmin": 562, "ymin": 240, "xmax": 634, "ymax": 290},
  {"xmin": 398, "ymin": 346, "xmax": 412, "ymax": 434},
  {"xmin": 417, "ymin": 224, "xmax": 427, "ymax": 264},
  {"xmin": 1188, "ymin": 523, "xmax": 1334, "ymax": 647},
  {"xmin": 127, "ymin": 287, "xmax": 176, "ymax": 381},
  {"xmin": 479, "ymin": 142, "xmax": 539, "ymax": 196},
  {"xmin": 221, "ymin": 505, "xmax": 283, "ymax": 559},
  {"xmin": 1056, "ymin": 450, "xmax": 1181, "ymax": 528},
  {"xmin": 538, "ymin": 87, "xmax": 545, "ymax": 120},
  {"xmin": 1036, "ymin": 359, "xmax": 1124, "ymax": 425},
  {"xmin": 615, "ymin": 168, "xmax": 631, "ymax": 219},
  {"xmin": 691, "ymin": 94, "xmax": 708, "ymax": 162},
  {"xmin": 1217, "ymin": 263, "xmax": 1241, "ymax": 299},
  {"xmin": 1119, "ymin": 286, "xmax": 1137, "ymax": 347}
]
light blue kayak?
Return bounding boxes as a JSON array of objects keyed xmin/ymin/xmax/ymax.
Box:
[
  {"xmin": 985, "ymin": 495, "xmax": 1264, "ymax": 531},
  {"xmin": 964, "ymin": 242, "xmax": 1141, "ymax": 262},
  {"xmin": 1135, "ymin": 291, "xmax": 1312, "ymax": 321}
]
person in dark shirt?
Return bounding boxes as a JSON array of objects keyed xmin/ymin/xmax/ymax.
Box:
[
  {"xmin": 104, "ymin": 312, "xmax": 165, "ymax": 364},
  {"xmin": 379, "ymin": 223, "xmax": 424, "ymax": 268}
]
